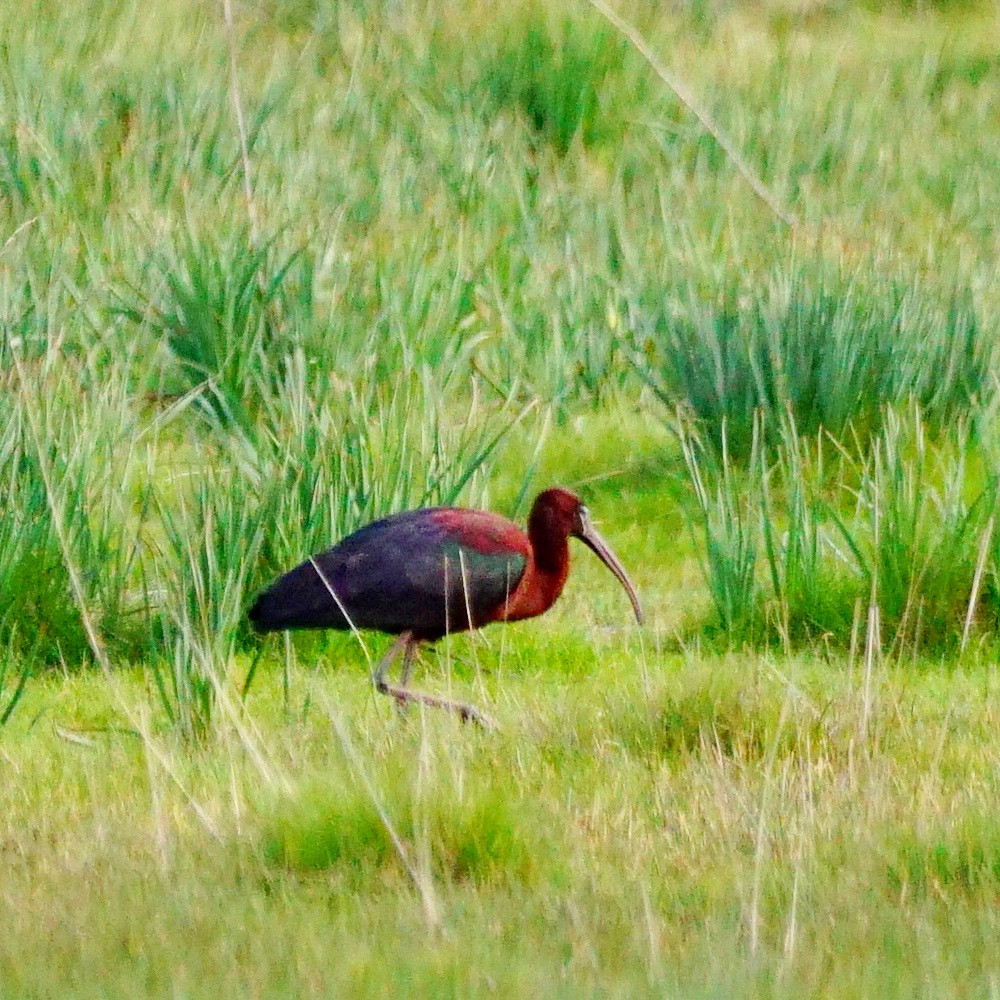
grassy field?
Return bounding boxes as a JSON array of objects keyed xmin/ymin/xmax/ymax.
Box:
[{"xmin": 2, "ymin": 0, "xmax": 1000, "ymax": 995}]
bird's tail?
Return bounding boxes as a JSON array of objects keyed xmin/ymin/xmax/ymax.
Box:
[
  {"xmin": 247, "ymin": 561, "xmax": 352, "ymax": 632},
  {"xmin": 247, "ymin": 591, "xmax": 282, "ymax": 632}
]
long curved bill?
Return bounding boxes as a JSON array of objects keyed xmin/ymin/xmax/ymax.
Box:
[{"xmin": 577, "ymin": 510, "xmax": 644, "ymax": 625}]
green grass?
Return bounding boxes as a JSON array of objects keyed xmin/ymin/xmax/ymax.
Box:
[
  {"xmin": 678, "ymin": 406, "xmax": 1000, "ymax": 652},
  {"xmin": 1, "ymin": 0, "xmax": 1000, "ymax": 994},
  {"xmin": 634, "ymin": 259, "xmax": 994, "ymax": 461},
  {"xmin": 7, "ymin": 645, "xmax": 1000, "ymax": 996}
]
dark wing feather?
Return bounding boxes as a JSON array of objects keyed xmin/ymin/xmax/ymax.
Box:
[{"xmin": 249, "ymin": 509, "xmax": 527, "ymax": 639}]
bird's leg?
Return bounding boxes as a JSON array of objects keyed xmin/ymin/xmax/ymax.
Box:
[
  {"xmin": 372, "ymin": 632, "xmax": 411, "ymax": 692},
  {"xmin": 399, "ymin": 640, "xmax": 416, "ymax": 687},
  {"xmin": 374, "ymin": 633, "xmax": 494, "ymax": 728}
]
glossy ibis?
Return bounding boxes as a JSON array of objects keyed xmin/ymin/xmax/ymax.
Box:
[{"xmin": 249, "ymin": 487, "xmax": 643, "ymax": 724}]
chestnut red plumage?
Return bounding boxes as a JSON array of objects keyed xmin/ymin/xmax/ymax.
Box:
[{"xmin": 249, "ymin": 487, "xmax": 643, "ymax": 723}]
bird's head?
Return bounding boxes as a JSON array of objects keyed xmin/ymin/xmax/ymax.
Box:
[{"xmin": 530, "ymin": 488, "xmax": 644, "ymax": 625}]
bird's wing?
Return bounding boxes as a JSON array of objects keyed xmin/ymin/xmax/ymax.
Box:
[
  {"xmin": 254, "ymin": 509, "xmax": 527, "ymax": 636},
  {"xmin": 331, "ymin": 510, "xmax": 528, "ymax": 635}
]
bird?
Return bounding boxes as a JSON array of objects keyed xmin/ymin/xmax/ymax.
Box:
[{"xmin": 249, "ymin": 487, "xmax": 643, "ymax": 724}]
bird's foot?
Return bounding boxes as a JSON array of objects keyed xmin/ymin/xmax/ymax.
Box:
[{"xmin": 375, "ymin": 680, "xmax": 495, "ymax": 729}]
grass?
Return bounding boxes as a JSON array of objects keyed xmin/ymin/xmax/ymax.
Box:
[
  {"xmin": 476, "ymin": 0, "xmax": 647, "ymax": 156},
  {"xmin": 633, "ymin": 259, "xmax": 994, "ymax": 461},
  {"xmin": 7, "ymin": 646, "xmax": 1000, "ymax": 996},
  {"xmin": 678, "ymin": 406, "xmax": 1000, "ymax": 652},
  {"xmin": 1, "ymin": 0, "xmax": 1000, "ymax": 994}
]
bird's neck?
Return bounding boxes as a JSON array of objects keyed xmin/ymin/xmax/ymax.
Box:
[
  {"xmin": 531, "ymin": 531, "xmax": 569, "ymax": 574},
  {"xmin": 496, "ymin": 517, "xmax": 572, "ymax": 624},
  {"xmin": 527, "ymin": 505, "xmax": 571, "ymax": 575},
  {"xmin": 502, "ymin": 545, "xmax": 570, "ymax": 623}
]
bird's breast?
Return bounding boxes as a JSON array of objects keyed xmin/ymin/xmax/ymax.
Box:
[{"xmin": 493, "ymin": 557, "xmax": 569, "ymax": 624}]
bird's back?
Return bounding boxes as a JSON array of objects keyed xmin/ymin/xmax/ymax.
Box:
[{"xmin": 249, "ymin": 507, "xmax": 529, "ymax": 640}]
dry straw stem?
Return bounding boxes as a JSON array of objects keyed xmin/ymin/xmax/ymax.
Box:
[
  {"xmin": 588, "ymin": 0, "xmax": 798, "ymax": 229},
  {"xmin": 1, "ymin": 216, "xmax": 38, "ymax": 256},
  {"xmin": 324, "ymin": 696, "xmax": 442, "ymax": 932},
  {"xmin": 860, "ymin": 597, "xmax": 880, "ymax": 743},
  {"xmin": 961, "ymin": 514, "xmax": 993, "ymax": 654},
  {"xmin": 748, "ymin": 694, "xmax": 792, "ymax": 957}
]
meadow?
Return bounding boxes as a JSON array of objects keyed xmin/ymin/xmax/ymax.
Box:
[{"xmin": 1, "ymin": 0, "xmax": 1000, "ymax": 995}]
